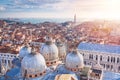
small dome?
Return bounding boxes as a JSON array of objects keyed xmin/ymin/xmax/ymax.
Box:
[
  {"xmin": 65, "ymin": 50, "xmax": 84, "ymax": 72},
  {"xmin": 19, "ymin": 46, "xmax": 31, "ymax": 59},
  {"xmin": 21, "ymin": 52, "xmax": 46, "ymax": 78},
  {"xmin": 40, "ymin": 37, "xmax": 58, "ymax": 66}
]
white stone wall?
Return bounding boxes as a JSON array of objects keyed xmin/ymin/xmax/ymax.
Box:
[
  {"xmin": 0, "ymin": 53, "xmax": 18, "ymax": 70},
  {"xmin": 78, "ymin": 49, "xmax": 120, "ymax": 73}
]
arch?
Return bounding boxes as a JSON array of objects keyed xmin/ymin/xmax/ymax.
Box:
[
  {"xmin": 117, "ymin": 58, "xmax": 119, "ymax": 63},
  {"xmin": 100, "ymin": 55, "xmax": 102, "ymax": 61},
  {"xmin": 96, "ymin": 55, "xmax": 98, "ymax": 60},
  {"xmin": 107, "ymin": 56, "xmax": 110, "ymax": 62}
]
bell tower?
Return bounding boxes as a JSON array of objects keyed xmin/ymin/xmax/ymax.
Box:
[{"xmin": 74, "ymin": 14, "xmax": 76, "ymax": 23}]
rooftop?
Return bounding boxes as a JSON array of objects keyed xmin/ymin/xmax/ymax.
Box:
[{"xmin": 78, "ymin": 42, "xmax": 120, "ymax": 54}]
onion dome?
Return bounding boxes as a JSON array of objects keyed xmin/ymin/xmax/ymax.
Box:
[
  {"xmin": 19, "ymin": 45, "xmax": 31, "ymax": 59},
  {"xmin": 65, "ymin": 49, "xmax": 84, "ymax": 72},
  {"xmin": 56, "ymin": 39, "xmax": 66, "ymax": 61},
  {"xmin": 21, "ymin": 50, "xmax": 46, "ymax": 79},
  {"xmin": 40, "ymin": 36, "xmax": 58, "ymax": 66}
]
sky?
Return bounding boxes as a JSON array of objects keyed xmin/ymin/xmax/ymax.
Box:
[{"xmin": 0, "ymin": 0, "xmax": 120, "ymax": 20}]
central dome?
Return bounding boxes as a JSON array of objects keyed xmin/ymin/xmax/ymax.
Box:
[
  {"xmin": 65, "ymin": 50, "xmax": 84, "ymax": 72},
  {"xmin": 40, "ymin": 36, "xmax": 58, "ymax": 66},
  {"xmin": 21, "ymin": 52, "xmax": 46, "ymax": 79}
]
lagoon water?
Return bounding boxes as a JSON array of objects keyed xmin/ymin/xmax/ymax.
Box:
[{"xmin": 17, "ymin": 18, "xmax": 73, "ymax": 24}]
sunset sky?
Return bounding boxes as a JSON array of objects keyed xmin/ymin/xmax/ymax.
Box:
[{"xmin": 0, "ymin": 0, "xmax": 120, "ymax": 20}]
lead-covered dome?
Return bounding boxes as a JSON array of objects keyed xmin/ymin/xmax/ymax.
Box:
[
  {"xmin": 65, "ymin": 49, "xmax": 84, "ymax": 72},
  {"xmin": 19, "ymin": 46, "xmax": 31, "ymax": 59},
  {"xmin": 40, "ymin": 36, "xmax": 58, "ymax": 66},
  {"xmin": 21, "ymin": 52, "xmax": 46, "ymax": 79}
]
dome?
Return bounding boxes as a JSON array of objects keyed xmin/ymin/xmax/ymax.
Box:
[
  {"xmin": 19, "ymin": 46, "xmax": 31, "ymax": 59},
  {"xmin": 65, "ymin": 50, "xmax": 84, "ymax": 72},
  {"xmin": 40, "ymin": 36, "xmax": 58, "ymax": 66},
  {"xmin": 56, "ymin": 41, "xmax": 66, "ymax": 61},
  {"xmin": 21, "ymin": 52, "xmax": 46, "ymax": 79}
]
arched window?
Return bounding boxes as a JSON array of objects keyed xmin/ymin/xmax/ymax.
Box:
[
  {"xmin": 91, "ymin": 54, "xmax": 93, "ymax": 60},
  {"xmin": 117, "ymin": 58, "xmax": 119, "ymax": 63},
  {"xmin": 89, "ymin": 54, "xmax": 91, "ymax": 59},
  {"xmin": 118, "ymin": 66, "xmax": 120, "ymax": 71},
  {"xmin": 5, "ymin": 60, "xmax": 6, "ymax": 64},
  {"xmin": 111, "ymin": 65, "xmax": 113, "ymax": 70},
  {"xmin": 107, "ymin": 56, "xmax": 109, "ymax": 62},
  {"xmin": 82, "ymin": 53, "xmax": 84, "ymax": 56},
  {"xmin": 113, "ymin": 57, "xmax": 115, "ymax": 63},
  {"xmin": 100, "ymin": 55, "xmax": 102, "ymax": 61},
  {"xmin": 111, "ymin": 57, "xmax": 113, "ymax": 62},
  {"xmin": 84, "ymin": 61, "xmax": 86, "ymax": 65},
  {"xmin": 96, "ymin": 55, "xmax": 98, "ymax": 60},
  {"xmin": 107, "ymin": 65, "xmax": 110, "ymax": 69}
]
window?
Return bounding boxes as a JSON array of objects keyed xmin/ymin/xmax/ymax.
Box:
[
  {"xmin": 89, "ymin": 54, "xmax": 91, "ymax": 59},
  {"xmin": 84, "ymin": 61, "xmax": 86, "ymax": 65},
  {"xmin": 96, "ymin": 55, "xmax": 98, "ymax": 60},
  {"xmin": 8, "ymin": 60, "xmax": 10, "ymax": 64},
  {"xmin": 76, "ymin": 65, "xmax": 78, "ymax": 68},
  {"xmin": 40, "ymin": 73, "xmax": 42, "ymax": 76},
  {"xmin": 111, "ymin": 57, "xmax": 113, "ymax": 62},
  {"xmin": 5, "ymin": 60, "xmax": 6, "ymax": 63},
  {"xmin": 95, "ymin": 74, "xmax": 99, "ymax": 76},
  {"xmin": 107, "ymin": 56, "xmax": 110, "ymax": 62},
  {"xmin": 91, "ymin": 54, "xmax": 93, "ymax": 59},
  {"xmin": 113, "ymin": 57, "xmax": 115, "ymax": 63},
  {"xmin": 117, "ymin": 58, "xmax": 119, "ymax": 63},
  {"xmin": 100, "ymin": 55, "xmax": 102, "ymax": 61},
  {"xmin": 89, "ymin": 54, "xmax": 93, "ymax": 60},
  {"xmin": 51, "ymin": 62, "xmax": 53, "ymax": 64},
  {"xmin": 107, "ymin": 65, "xmax": 110, "ymax": 69},
  {"xmin": 35, "ymin": 75, "xmax": 37, "ymax": 77},
  {"xmin": 111, "ymin": 65, "xmax": 113, "ymax": 69},
  {"xmin": 118, "ymin": 66, "xmax": 120, "ymax": 71},
  {"xmin": 82, "ymin": 53, "xmax": 84, "ymax": 56},
  {"xmin": 29, "ymin": 75, "xmax": 32, "ymax": 78}
]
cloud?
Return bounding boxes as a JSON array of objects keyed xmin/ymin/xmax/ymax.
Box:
[
  {"xmin": 1, "ymin": 0, "xmax": 120, "ymax": 19},
  {"xmin": 0, "ymin": 6, "xmax": 6, "ymax": 11}
]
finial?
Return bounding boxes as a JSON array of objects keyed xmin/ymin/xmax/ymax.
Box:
[
  {"xmin": 30, "ymin": 47, "xmax": 37, "ymax": 55},
  {"xmin": 45, "ymin": 36, "xmax": 53, "ymax": 45}
]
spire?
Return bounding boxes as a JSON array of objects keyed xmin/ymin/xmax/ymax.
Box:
[{"xmin": 74, "ymin": 14, "xmax": 76, "ymax": 23}]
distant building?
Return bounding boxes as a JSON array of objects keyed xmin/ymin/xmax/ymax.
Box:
[
  {"xmin": 78, "ymin": 42, "xmax": 120, "ymax": 73},
  {"xmin": 0, "ymin": 53, "xmax": 18, "ymax": 74}
]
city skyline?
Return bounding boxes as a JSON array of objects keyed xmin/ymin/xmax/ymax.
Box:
[{"xmin": 0, "ymin": 0, "xmax": 120, "ymax": 20}]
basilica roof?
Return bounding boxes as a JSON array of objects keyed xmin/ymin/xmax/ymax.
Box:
[
  {"xmin": 21, "ymin": 52, "xmax": 47, "ymax": 75},
  {"xmin": 65, "ymin": 50, "xmax": 84, "ymax": 69},
  {"xmin": 40, "ymin": 42, "xmax": 58, "ymax": 61}
]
